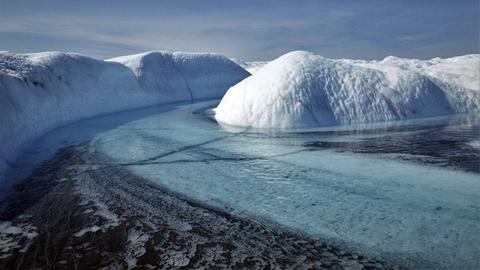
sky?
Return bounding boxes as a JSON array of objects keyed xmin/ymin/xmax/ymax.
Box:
[{"xmin": 0, "ymin": 0, "xmax": 478, "ymax": 61}]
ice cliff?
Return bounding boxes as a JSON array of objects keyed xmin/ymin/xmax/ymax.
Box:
[{"xmin": 0, "ymin": 51, "xmax": 249, "ymax": 175}]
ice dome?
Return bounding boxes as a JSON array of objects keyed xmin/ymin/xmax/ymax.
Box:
[{"xmin": 215, "ymin": 51, "xmax": 480, "ymax": 128}]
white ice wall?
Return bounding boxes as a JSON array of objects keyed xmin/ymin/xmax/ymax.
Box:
[
  {"xmin": 109, "ymin": 51, "xmax": 250, "ymax": 102},
  {"xmin": 0, "ymin": 51, "xmax": 249, "ymax": 177}
]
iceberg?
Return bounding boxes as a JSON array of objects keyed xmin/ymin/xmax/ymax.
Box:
[
  {"xmin": 0, "ymin": 51, "xmax": 249, "ymax": 176},
  {"xmin": 215, "ymin": 51, "xmax": 480, "ymax": 128}
]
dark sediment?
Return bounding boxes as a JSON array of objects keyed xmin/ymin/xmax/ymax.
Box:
[{"xmin": 0, "ymin": 146, "xmax": 399, "ymax": 269}]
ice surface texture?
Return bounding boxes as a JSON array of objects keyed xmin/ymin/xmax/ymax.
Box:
[
  {"xmin": 0, "ymin": 51, "xmax": 249, "ymax": 175},
  {"xmin": 215, "ymin": 51, "xmax": 480, "ymax": 128}
]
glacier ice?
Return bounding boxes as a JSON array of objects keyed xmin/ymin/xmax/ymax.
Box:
[
  {"xmin": 215, "ymin": 51, "xmax": 480, "ymax": 128},
  {"xmin": 0, "ymin": 51, "xmax": 249, "ymax": 176},
  {"xmin": 109, "ymin": 51, "xmax": 250, "ymax": 101}
]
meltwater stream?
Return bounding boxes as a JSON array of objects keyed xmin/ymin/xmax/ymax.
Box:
[{"xmin": 4, "ymin": 100, "xmax": 480, "ymax": 269}]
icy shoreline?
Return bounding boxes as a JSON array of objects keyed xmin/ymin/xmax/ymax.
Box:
[{"xmin": 0, "ymin": 145, "xmax": 395, "ymax": 269}]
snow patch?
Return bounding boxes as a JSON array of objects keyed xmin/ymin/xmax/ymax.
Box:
[
  {"xmin": 73, "ymin": 171, "xmax": 122, "ymax": 237},
  {"xmin": 73, "ymin": 225, "xmax": 101, "ymax": 237},
  {"xmin": 0, "ymin": 221, "xmax": 38, "ymax": 258},
  {"xmin": 467, "ymin": 139, "xmax": 480, "ymax": 150},
  {"xmin": 125, "ymin": 228, "xmax": 149, "ymax": 270}
]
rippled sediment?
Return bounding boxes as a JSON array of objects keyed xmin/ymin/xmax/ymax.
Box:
[{"xmin": 0, "ymin": 145, "xmax": 395, "ymax": 269}]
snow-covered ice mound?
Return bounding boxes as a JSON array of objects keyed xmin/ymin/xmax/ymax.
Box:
[
  {"xmin": 109, "ymin": 51, "xmax": 250, "ymax": 102},
  {"xmin": 215, "ymin": 51, "xmax": 480, "ymax": 128},
  {"xmin": 0, "ymin": 51, "xmax": 248, "ymax": 176}
]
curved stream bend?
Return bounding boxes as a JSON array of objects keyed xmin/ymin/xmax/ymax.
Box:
[{"xmin": 1, "ymin": 100, "xmax": 479, "ymax": 269}]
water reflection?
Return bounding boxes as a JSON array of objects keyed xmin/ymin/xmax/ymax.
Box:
[{"xmin": 214, "ymin": 110, "xmax": 480, "ymax": 173}]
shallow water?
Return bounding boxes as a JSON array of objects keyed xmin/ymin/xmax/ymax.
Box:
[{"xmin": 3, "ymin": 100, "xmax": 480, "ymax": 269}]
